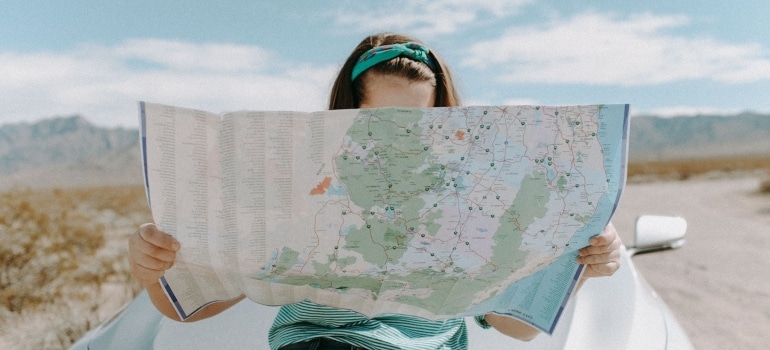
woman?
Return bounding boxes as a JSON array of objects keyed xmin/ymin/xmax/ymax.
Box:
[{"xmin": 129, "ymin": 33, "xmax": 622, "ymax": 350}]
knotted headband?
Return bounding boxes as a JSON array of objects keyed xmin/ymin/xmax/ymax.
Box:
[{"xmin": 351, "ymin": 42, "xmax": 437, "ymax": 81}]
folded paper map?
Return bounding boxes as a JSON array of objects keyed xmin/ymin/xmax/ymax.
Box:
[{"xmin": 139, "ymin": 102, "xmax": 628, "ymax": 333}]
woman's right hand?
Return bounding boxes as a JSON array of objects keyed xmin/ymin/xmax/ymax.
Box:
[{"xmin": 128, "ymin": 223, "xmax": 180, "ymax": 287}]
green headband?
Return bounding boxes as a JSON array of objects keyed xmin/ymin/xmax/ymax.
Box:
[{"xmin": 351, "ymin": 42, "xmax": 437, "ymax": 81}]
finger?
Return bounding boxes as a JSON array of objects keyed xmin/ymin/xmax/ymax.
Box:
[
  {"xmin": 138, "ymin": 223, "xmax": 180, "ymax": 252},
  {"xmin": 589, "ymin": 223, "xmax": 617, "ymax": 246},
  {"xmin": 583, "ymin": 261, "xmax": 621, "ymax": 278},
  {"xmin": 129, "ymin": 253, "xmax": 170, "ymax": 284},
  {"xmin": 132, "ymin": 248, "xmax": 176, "ymax": 271},
  {"xmin": 130, "ymin": 229, "xmax": 177, "ymax": 264},
  {"xmin": 577, "ymin": 248, "xmax": 621, "ymax": 265},
  {"xmin": 579, "ymin": 233, "xmax": 622, "ymax": 256}
]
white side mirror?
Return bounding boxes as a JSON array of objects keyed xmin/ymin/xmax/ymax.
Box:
[{"xmin": 628, "ymin": 215, "xmax": 687, "ymax": 256}]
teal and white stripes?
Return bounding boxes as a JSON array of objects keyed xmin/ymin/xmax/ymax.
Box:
[{"xmin": 268, "ymin": 301, "xmax": 474, "ymax": 350}]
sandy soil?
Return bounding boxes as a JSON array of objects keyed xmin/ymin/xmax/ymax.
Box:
[{"xmin": 611, "ymin": 173, "xmax": 770, "ymax": 350}]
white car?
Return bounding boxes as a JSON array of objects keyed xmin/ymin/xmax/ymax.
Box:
[{"xmin": 71, "ymin": 215, "xmax": 694, "ymax": 349}]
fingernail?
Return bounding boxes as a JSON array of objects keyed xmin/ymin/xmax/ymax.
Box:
[{"xmin": 172, "ymin": 242, "xmax": 181, "ymax": 251}]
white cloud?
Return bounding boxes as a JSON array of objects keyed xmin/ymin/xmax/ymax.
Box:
[
  {"xmin": 463, "ymin": 12, "xmax": 770, "ymax": 85},
  {"xmin": 113, "ymin": 39, "xmax": 274, "ymax": 73},
  {"xmin": 332, "ymin": 0, "xmax": 532, "ymax": 37},
  {"xmin": 0, "ymin": 40, "xmax": 338, "ymax": 127}
]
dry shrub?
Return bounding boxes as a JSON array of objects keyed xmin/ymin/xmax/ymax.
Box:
[
  {"xmin": 760, "ymin": 176, "xmax": 770, "ymax": 194},
  {"xmin": 0, "ymin": 185, "xmax": 150, "ymax": 349},
  {"xmin": 0, "ymin": 191, "xmax": 105, "ymax": 311},
  {"xmin": 628, "ymin": 156, "xmax": 770, "ymax": 182}
]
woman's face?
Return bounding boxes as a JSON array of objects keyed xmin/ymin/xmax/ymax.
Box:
[{"xmin": 359, "ymin": 72, "xmax": 435, "ymax": 109}]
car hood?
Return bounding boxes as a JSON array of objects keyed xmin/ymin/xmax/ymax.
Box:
[{"xmin": 72, "ymin": 251, "xmax": 692, "ymax": 349}]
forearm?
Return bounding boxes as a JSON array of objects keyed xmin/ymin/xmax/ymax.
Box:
[
  {"xmin": 482, "ymin": 275, "xmax": 592, "ymax": 341},
  {"xmin": 145, "ymin": 281, "xmax": 183, "ymax": 321},
  {"xmin": 145, "ymin": 281, "xmax": 245, "ymax": 322},
  {"xmin": 483, "ymin": 313, "xmax": 541, "ymax": 341}
]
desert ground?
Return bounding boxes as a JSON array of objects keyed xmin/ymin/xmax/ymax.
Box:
[
  {"xmin": 1, "ymin": 171, "xmax": 768, "ymax": 349},
  {"xmin": 612, "ymin": 172, "xmax": 770, "ymax": 349},
  {"xmin": 0, "ymin": 186, "xmax": 149, "ymax": 349}
]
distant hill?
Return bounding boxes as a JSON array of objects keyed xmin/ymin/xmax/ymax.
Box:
[
  {"xmin": 2, "ymin": 141, "xmax": 143, "ymax": 190},
  {"xmin": 0, "ymin": 115, "xmax": 138, "ymax": 174},
  {"xmin": 0, "ymin": 112, "xmax": 768, "ymax": 189},
  {"xmin": 0, "ymin": 116, "xmax": 140, "ymax": 189},
  {"xmin": 629, "ymin": 113, "xmax": 770, "ymax": 161}
]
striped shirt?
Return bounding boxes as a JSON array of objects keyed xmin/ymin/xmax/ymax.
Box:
[{"xmin": 268, "ymin": 301, "xmax": 491, "ymax": 350}]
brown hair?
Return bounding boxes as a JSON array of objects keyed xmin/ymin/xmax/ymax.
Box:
[{"xmin": 328, "ymin": 33, "xmax": 461, "ymax": 110}]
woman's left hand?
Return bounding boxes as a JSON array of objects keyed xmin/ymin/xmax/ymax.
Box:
[{"xmin": 577, "ymin": 223, "xmax": 623, "ymax": 278}]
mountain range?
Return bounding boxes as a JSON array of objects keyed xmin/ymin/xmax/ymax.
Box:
[
  {"xmin": 1, "ymin": 113, "xmax": 768, "ymax": 190},
  {"xmin": 629, "ymin": 112, "xmax": 770, "ymax": 161},
  {"xmin": 0, "ymin": 116, "xmax": 139, "ymax": 189}
]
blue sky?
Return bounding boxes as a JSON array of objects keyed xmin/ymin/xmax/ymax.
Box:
[{"xmin": 2, "ymin": 0, "xmax": 769, "ymax": 127}]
